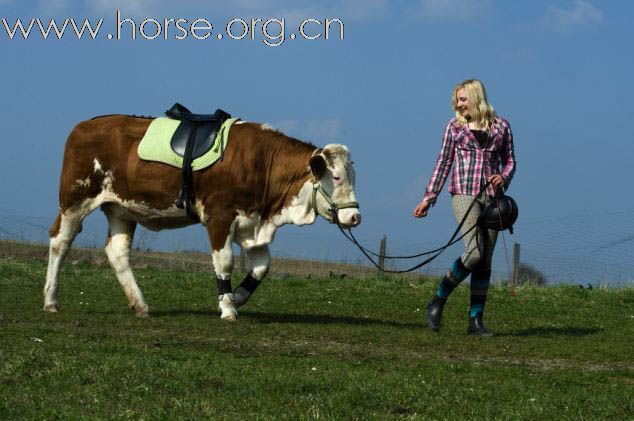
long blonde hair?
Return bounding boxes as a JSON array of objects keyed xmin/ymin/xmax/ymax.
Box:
[{"xmin": 451, "ymin": 79, "xmax": 497, "ymax": 130}]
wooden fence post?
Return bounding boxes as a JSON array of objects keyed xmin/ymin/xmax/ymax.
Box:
[
  {"xmin": 378, "ymin": 235, "xmax": 387, "ymax": 273},
  {"xmin": 511, "ymin": 242, "xmax": 520, "ymax": 288}
]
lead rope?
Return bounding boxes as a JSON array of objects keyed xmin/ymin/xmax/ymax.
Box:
[
  {"xmin": 496, "ymin": 198, "xmax": 516, "ymax": 297},
  {"xmin": 331, "ymin": 182, "xmax": 492, "ymax": 273}
]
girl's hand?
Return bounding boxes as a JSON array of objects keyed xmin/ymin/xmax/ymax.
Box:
[
  {"xmin": 489, "ymin": 174, "xmax": 506, "ymax": 190},
  {"xmin": 413, "ymin": 200, "xmax": 431, "ymax": 218}
]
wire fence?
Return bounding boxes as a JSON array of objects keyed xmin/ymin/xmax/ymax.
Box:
[{"xmin": 1, "ymin": 206, "xmax": 633, "ymax": 286}]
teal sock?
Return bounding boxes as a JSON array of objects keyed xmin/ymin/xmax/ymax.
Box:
[
  {"xmin": 469, "ymin": 268, "xmax": 491, "ymax": 317},
  {"xmin": 436, "ymin": 258, "xmax": 472, "ymax": 299}
]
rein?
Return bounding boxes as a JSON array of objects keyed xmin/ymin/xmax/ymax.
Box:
[{"xmin": 325, "ymin": 181, "xmax": 492, "ymax": 274}]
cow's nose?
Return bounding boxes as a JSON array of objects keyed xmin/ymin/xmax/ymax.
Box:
[{"xmin": 351, "ymin": 213, "xmax": 361, "ymax": 227}]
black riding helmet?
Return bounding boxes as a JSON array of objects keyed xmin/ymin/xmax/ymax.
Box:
[{"xmin": 479, "ymin": 195, "xmax": 518, "ymax": 233}]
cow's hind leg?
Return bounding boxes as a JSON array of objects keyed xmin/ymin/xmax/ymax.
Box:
[
  {"xmin": 103, "ymin": 208, "xmax": 148, "ymax": 317},
  {"xmin": 208, "ymin": 221, "xmax": 237, "ymax": 321},
  {"xmin": 234, "ymin": 245, "xmax": 270, "ymax": 308},
  {"xmin": 44, "ymin": 210, "xmax": 86, "ymax": 312}
]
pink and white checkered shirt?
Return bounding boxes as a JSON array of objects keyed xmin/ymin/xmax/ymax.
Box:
[{"xmin": 422, "ymin": 117, "xmax": 516, "ymax": 205}]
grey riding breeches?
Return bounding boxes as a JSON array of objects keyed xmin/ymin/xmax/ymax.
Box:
[{"xmin": 451, "ymin": 194, "xmax": 498, "ymax": 271}]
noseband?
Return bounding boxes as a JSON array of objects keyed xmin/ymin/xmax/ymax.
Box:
[{"xmin": 311, "ymin": 182, "xmax": 359, "ymax": 223}]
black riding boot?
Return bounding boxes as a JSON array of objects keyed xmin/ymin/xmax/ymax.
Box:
[
  {"xmin": 467, "ymin": 312, "xmax": 493, "ymax": 336},
  {"xmin": 426, "ymin": 296, "xmax": 446, "ymax": 332}
]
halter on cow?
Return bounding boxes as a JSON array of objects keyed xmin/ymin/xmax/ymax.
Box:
[{"xmin": 43, "ymin": 106, "xmax": 361, "ymax": 320}]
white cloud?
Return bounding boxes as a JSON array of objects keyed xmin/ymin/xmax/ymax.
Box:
[
  {"xmin": 541, "ymin": 0, "xmax": 603, "ymax": 31},
  {"xmin": 337, "ymin": 0, "xmax": 388, "ymax": 21},
  {"xmin": 417, "ymin": 0, "xmax": 491, "ymax": 20},
  {"xmin": 38, "ymin": 0, "xmax": 71, "ymax": 15},
  {"xmin": 88, "ymin": 0, "xmax": 158, "ymax": 18},
  {"xmin": 86, "ymin": 0, "xmax": 387, "ymax": 22}
]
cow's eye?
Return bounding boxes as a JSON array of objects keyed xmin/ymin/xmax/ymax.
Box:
[{"xmin": 333, "ymin": 176, "xmax": 341, "ymax": 181}]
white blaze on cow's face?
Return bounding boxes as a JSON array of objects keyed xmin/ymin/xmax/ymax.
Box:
[{"xmin": 312, "ymin": 144, "xmax": 361, "ymax": 228}]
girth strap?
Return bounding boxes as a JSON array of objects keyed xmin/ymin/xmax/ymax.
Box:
[
  {"xmin": 168, "ymin": 103, "xmax": 231, "ymax": 221},
  {"xmin": 175, "ymin": 125, "xmax": 200, "ymax": 221}
]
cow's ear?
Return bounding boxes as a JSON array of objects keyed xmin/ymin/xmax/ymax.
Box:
[{"xmin": 309, "ymin": 155, "xmax": 327, "ymax": 179}]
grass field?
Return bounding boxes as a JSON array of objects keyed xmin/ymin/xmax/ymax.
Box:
[{"xmin": 1, "ymin": 256, "xmax": 633, "ymax": 419}]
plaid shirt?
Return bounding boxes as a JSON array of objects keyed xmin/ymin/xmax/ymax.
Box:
[{"xmin": 423, "ymin": 117, "xmax": 516, "ymax": 205}]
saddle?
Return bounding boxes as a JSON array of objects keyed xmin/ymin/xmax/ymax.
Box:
[{"xmin": 165, "ymin": 103, "xmax": 231, "ymax": 221}]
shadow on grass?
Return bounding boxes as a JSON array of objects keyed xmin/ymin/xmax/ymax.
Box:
[
  {"xmin": 151, "ymin": 309, "xmax": 217, "ymax": 318},
  {"xmin": 500, "ymin": 326, "xmax": 603, "ymax": 337},
  {"xmin": 152, "ymin": 309, "xmax": 421, "ymax": 328},
  {"xmin": 241, "ymin": 311, "xmax": 421, "ymax": 328}
]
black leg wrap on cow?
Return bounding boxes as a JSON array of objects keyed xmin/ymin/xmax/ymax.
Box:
[
  {"xmin": 216, "ymin": 278, "xmax": 233, "ymax": 295},
  {"xmin": 238, "ymin": 273, "xmax": 262, "ymax": 294}
]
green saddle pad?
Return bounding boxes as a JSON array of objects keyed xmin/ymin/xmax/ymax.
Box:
[{"xmin": 137, "ymin": 117, "xmax": 239, "ymax": 170}]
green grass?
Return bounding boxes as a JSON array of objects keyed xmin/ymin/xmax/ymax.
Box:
[{"xmin": 1, "ymin": 257, "xmax": 633, "ymax": 419}]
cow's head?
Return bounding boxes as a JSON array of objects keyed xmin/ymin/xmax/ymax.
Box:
[{"xmin": 309, "ymin": 144, "xmax": 361, "ymax": 228}]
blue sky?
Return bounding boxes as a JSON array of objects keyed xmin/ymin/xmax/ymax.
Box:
[{"xmin": 1, "ymin": 1, "xmax": 632, "ymax": 282}]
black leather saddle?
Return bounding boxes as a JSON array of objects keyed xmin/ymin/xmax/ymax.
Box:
[
  {"xmin": 165, "ymin": 103, "xmax": 231, "ymax": 221},
  {"xmin": 167, "ymin": 103, "xmax": 231, "ymax": 159},
  {"xmin": 166, "ymin": 102, "xmax": 229, "ymax": 123}
]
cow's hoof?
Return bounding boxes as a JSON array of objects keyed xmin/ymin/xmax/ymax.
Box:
[
  {"xmin": 220, "ymin": 313, "xmax": 237, "ymax": 321},
  {"xmin": 43, "ymin": 304, "xmax": 59, "ymax": 313},
  {"xmin": 218, "ymin": 293, "xmax": 237, "ymax": 320},
  {"xmin": 133, "ymin": 305, "xmax": 149, "ymax": 317},
  {"xmin": 219, "ymin": 305, "xmax": 238, "ymax": 321},
  {"xmin": 135, "ymin": 309, "xmax": 150, "ymax": 318}
]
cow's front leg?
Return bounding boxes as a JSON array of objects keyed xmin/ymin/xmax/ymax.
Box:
[
  {"xmin": 207, "ymin": 218, "xmax": 238, "ymax": 321},
  {"xmin": 234, "ymin": 245, "xmax": 270, "ymax": 308}
]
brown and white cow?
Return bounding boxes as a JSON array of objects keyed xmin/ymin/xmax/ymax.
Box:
[{"xmin": 44, "ymin": 115, "xmax": 361, "ymax": 320}]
